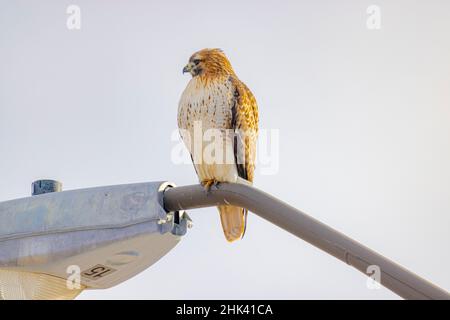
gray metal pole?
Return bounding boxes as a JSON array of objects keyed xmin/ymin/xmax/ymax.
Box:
[{"xmin": 163, "ymin": 183, "xmax": 450, "ymax": 300}]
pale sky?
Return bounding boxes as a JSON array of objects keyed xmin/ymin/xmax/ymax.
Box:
[{"xmin": 0, "ymin": 0, "xmax": 449, "ymax": 299}]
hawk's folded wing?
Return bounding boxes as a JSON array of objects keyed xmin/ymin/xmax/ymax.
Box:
[{"xmin": 229, "ymin": 76, "xmax": 259, "ymax": 184}]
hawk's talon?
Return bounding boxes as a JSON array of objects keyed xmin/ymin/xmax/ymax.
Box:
[{"xmin": 201, "ymin": 179, "xmax": 219, "ymax": 193}]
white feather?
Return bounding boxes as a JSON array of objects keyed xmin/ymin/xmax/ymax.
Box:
[{"xmin": 178, "ymin": 77, "xmax": 238, "ymax": 183}]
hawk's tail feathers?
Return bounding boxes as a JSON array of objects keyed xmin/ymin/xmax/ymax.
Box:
[{"xmin": 218, "ymin": 205, "xmax": 248, "ymax": 242}]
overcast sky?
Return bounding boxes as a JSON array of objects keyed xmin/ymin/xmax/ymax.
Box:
[{"xmin": 1, "ymin": 0, "xmax": 449, "ymax": 299}]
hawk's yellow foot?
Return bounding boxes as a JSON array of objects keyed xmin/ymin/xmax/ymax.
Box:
[{"xmin": 201, "ymin": 179, "xmax": 220, "ymax": 193}]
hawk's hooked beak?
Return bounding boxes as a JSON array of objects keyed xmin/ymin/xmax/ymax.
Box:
[{"xmin": 183, "ymin": 63, "xmax": 193, "ymax": 74}]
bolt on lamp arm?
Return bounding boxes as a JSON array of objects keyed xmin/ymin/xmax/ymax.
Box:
[{"xmin": 163, "ymin": 183, "xmax": 450, "ymax": 300}]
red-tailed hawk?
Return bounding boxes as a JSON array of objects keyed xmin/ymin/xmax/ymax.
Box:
[{"xmin": 178, "ymin": 48, "xmax": 259, "ymax": 242}]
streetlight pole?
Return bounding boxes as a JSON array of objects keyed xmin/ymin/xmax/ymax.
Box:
[{"xmin": 163, "ymin": 183, "xmax": 450, "ymax": 300}]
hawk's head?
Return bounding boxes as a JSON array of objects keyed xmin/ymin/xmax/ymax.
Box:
[{"xmin": 183, "ymin": 48, "xmax": 235, "ymax": 78}]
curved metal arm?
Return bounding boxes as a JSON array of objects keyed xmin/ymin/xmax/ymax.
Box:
[{"xmin": 163, "ymin": 183, "xmax": 450, "ymax": 300}]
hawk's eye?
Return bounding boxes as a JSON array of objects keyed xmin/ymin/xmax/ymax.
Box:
[{"xmin": 193, "ymin": 59, "xmax": 201, "ymax": 65}]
